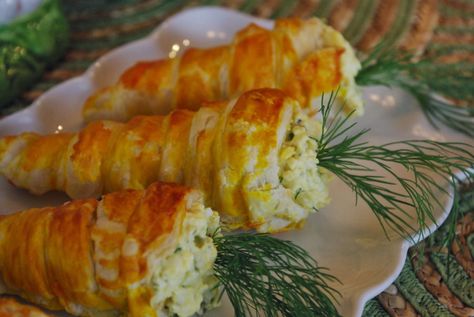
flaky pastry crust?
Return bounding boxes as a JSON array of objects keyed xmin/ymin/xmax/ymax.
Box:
[
  {"xmin": 1, "ymin": 89, "xmax": 330, "ymax": 232},
  {"xmin": 83, "ymin": 18, "xmax": 362, "ymax": 122},
  {"xmin": 0, "ymin": 183, "xmax": 216, "ymax": 317}
]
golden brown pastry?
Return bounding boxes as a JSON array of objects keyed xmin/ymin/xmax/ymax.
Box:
[
  {"xmin": 0, "ymin": 182, "xmax": 220, "ymax": 317},
  {"xmin": 0, "ymin": 298, "xmax": 51, "ymax": 317},
  {"xmin": 0, "ymin": 89, "xmax": 330, "ymax": 232},
  {"xmin": 83, "ymin": 17, "xmax": 362, "ymax": 122}
]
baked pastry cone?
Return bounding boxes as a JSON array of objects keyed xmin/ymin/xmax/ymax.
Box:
[
  {"xmin": 0, "ymin": 298, "xmax": 51, "ymax": 317},
  {"xmin": 0, "ymin": 182, "xmax": 220, "ymax": 317},
  {"xmin": 0, "ymin": 89, "xmax": 330, "ymax": 232},
  {"xmin": 83, "ymin": 17, "xmax": 362, "ymax": 122}
]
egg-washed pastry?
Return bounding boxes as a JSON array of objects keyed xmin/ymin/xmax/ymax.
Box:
[
  {"xmin": 0, "ymin": 182, "xmax": 220, "ymax": 317},
  {"xmin": 0, "ymin": 89, "xmax": 330, "ymax": 232},
  {"xmin": 0, "ymin": 297, "xmax": 51, "ymax": 317},
  {"xmin": 83, "ymin": 17, "xmax": 362, "ymax": 122}
]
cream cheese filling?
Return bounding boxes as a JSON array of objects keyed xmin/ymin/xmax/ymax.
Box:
[
  {"xmin": 279, "ymin": 114, "xmax": 330, "ymax": 212},
  {"xmin": 244, "ymin": 111, "xmax": 331, "ymax": 233},
  {"xmin": 149, "ymin": 204, "xmax": 220, "ymax": 317}
]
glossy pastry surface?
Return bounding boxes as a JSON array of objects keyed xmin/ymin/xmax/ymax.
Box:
[
  {"xmin": 0, "ymin": 89, "xmax": 330, "ymax": 232},
  {"xmin": 0, "ymin": 182, "xmax": 219, "ymax": 317},
  {"xmin": 83, "ymin": 17, "xmax": 362, "ymax": 122}
]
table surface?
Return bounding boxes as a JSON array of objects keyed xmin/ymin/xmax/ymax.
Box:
[{"xmin": 1, "ymin": 1, "xmax": 473, "ymax": 316}]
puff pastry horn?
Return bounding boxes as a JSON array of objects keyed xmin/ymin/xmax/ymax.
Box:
[
  {"xmin": 0, "ymin": 89, "xmax": 330, "ymax": 232},
  {"xmin": 83, "ymin": 17, "xmax": 363, "ymax": 122},
  {"xmin": 0, "ymin": 182, "xmax": 220, "ymax": 317}
]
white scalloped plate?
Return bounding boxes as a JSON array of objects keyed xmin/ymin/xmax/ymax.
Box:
[{"xmin": 0, "ymin": 6, "xmax": 472, "ymax": 317}]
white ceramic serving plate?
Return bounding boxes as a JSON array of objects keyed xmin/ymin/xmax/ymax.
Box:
[{"xmin": 0, "ymin": 6, "xmax": 472, "ymax": 317}]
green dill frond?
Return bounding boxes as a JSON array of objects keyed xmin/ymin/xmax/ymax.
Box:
[
  {"xmin": 316, "ymin": 93, "xmax": 474, "ymax": 242},
  {"xmin": 213, "ymin": 233, "xmax": 341, "ymax": 317},
  {"xmin": 356, "ymin": 45, "xmax": 474, "ymax": 136},
  {"xmin": 294, "ymin": 188, "xmax": 303, "ymax": 199}
]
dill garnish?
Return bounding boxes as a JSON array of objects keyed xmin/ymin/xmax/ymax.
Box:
[
  {"xmin": 214, "ymin": 233, "xmax": 341, "ymax": 317},
  {"xmin": 294, "ymin": 188, "xmax": 303, "ymax": 199},
  {"xmin": 316, "ymin": 92, "xmax": 474, "ymax": 241},
  {"xmin": 355, "ymin": 45, "xmax": 474, "ymax": 136}
]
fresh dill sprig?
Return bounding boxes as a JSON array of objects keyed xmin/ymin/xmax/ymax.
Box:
[
  {"xmin": 316, "ymin": 92, "xmax": 474, "ymax": 241},
  {"xmin": 213, "ymin": 233, "xmax": 341, "ymax": 317},
  {"xmin": 355, "ymin": 45, "xmax": 474, "ymax": 136}
]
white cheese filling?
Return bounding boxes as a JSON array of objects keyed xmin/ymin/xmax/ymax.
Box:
[
  {"xmin": 244, "ymin": 111, "xmax": 331, "ymax": 233},
  {"xmin": 279, "ymin": 114, "xmax": 330, "ymax": 212},
  {"xmin": 150, "ymin": 204, "xmax": 220, "ymax": 317}
]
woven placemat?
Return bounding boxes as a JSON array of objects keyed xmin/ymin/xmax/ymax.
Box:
[
  {"xmin": 1, "ymin": 1, "xmax": 473, "ymax": 316},
  {"xmin": 363, "ymin": 183, "xmax": 474, "ymax": 317}
]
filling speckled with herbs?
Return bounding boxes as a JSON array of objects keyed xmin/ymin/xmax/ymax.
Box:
[
  {"xmin": 279, "ymin": 112, "xmax": 330, "ymax": 212},
  {"xmin": 149, "ymin": 204, "xmax": 220, "ymax": 317},
  {"xmin": 243, "ymin": 109, "xmax": 331, "ymax": 233}
]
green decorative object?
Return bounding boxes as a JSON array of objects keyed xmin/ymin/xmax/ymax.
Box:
[{"xmin": 0, "ymin": 0, "xmax": 69, "ymax": 108}]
